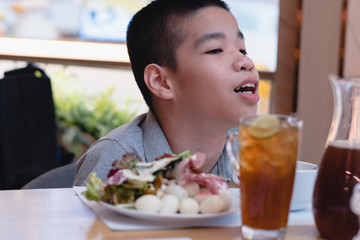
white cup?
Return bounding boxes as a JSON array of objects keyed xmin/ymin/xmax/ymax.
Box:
[{"xmin": 290, "ymin": 161, "xmax": 318, "ymax": 211}]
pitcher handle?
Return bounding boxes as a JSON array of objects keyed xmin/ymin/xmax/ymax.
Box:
[{"xmin": 226, "ymin": 131, "xmax": 240, "ymax": 178}]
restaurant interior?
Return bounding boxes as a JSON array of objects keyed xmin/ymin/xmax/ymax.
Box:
[{"xmin": 0, "ymin": 0, "xmax": 359, "ymax": 239}]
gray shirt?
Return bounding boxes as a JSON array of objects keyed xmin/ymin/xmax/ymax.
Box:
[{"xmin": 74, "ymin": 111, "xmax": 236, "ymax": 186}]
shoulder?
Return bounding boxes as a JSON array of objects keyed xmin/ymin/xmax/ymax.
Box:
[
  {"xmin": 90, "ymin": 113, "xmax": 148, "ymax": 154},
  {"xmin": 74, "ymin": 139, "xmax": 125, "ymax": 185},
  {"xmin": 74, "ymin": 111, "xmax": 168, "ymax": 185}
]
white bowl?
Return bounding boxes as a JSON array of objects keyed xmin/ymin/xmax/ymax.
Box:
[{"xmin": 290, "ymin": 161, "xmax": 318, "ymax": 211}]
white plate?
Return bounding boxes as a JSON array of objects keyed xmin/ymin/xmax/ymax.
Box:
[{"xmin": 97, "ymin": 189, "xmax": 240, "ymax": 222}]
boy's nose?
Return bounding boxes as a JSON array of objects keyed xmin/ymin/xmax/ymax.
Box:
[{"xmin": 233, "ymin": 55, "xmax": 255, "ymax": 72}]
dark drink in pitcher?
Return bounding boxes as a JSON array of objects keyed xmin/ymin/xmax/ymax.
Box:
[{"xmin": 313, "ymin": 140, "xmax": 360, "ymax": 239}]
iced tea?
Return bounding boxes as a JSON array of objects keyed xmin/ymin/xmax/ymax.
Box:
[
  {"xmin": 239, "ymin": 115, "xmax": 299, "ymax": 230},
  {"xmin": 313, "ymin": 140, "xmax": 360, "ymax": 239}
]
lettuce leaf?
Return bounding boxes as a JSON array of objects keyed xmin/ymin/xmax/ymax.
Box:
[{"xmin": 82, "ymin": 173, "xmax": 103, "ymax": 201}]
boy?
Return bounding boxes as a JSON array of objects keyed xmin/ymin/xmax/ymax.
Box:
[{"xmin": 74, "ymin": 0, "xmax": 259, "ymax": 186}]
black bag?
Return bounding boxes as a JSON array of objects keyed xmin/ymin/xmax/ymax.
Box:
[{"xmin": 0, "ymin": 64, "xmax": 59, "ymax": 189}]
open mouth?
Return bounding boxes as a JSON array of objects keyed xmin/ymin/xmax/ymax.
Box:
[{"xmin": 234, "ymin": 83, "xmax": 256, "ymax": 94}]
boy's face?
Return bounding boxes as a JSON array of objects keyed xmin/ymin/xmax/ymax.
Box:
[{"xmin": 170, "ymin": 6, "xmax": 260, "ymax": 129}]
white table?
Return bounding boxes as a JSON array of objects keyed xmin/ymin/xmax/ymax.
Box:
[{"xmin": 0, "ymin": 188, "xmax": 325, "ymax": 240}]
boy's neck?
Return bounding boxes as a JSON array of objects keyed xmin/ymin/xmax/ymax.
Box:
[{"xmin": 157, "ymin": 111, "xmax": 229, "ymax": 173}]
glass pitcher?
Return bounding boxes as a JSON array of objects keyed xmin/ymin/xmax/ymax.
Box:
[{"xmin": 313, "ymin": 74, "xmax": 360, "ymax": 239}]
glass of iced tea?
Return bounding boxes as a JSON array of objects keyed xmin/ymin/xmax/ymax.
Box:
[{"xmin": 227, "ymin": 114, "xmax": 302, "ymax": 240}]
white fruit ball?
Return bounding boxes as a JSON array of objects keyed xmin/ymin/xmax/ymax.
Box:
[
  {"xmin": 165, "ymin": 184, "xmax": 188, "ymax": 200},
  {"xmin": 200, "ymin": 195, "xmax": 224, "ymax": 213},
  {"xmin": 179, "ymin": 198, "xmax": 200, "ymax": 214},
  {"xmin": 159, "ymin": 194, "xmax": 179, "ymax": 214},
  {"xmin": 183, "ymin": 182, "xmax": 200, "ymax": 197},
  {"xmin": 135, "ymin": 194, "xmax": 161, "ymax": 213},
  {"xmin": 219, "ymin": 193, "xmax": 232, "ymax": 211},
  {"xmin": 193, "ymin": 192, "xmax": 211, "ymax": 203}
]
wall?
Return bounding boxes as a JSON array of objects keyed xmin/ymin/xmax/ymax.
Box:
[{"xmin": 296, "ymin": 0, "xmax": 360, "ymax": 165}]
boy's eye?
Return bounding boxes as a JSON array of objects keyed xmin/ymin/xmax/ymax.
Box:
[
  {"xmin": 206, "ymin": 49, "xmax": 223, "ymax": 54},
  {"xmin": 240, "ymin": 49, "xmax": 248, "ymax": 56}
]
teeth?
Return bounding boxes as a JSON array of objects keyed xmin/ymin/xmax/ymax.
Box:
[
  {"xmin": 241, "ymin": 83, "xmax": 255, "ymax": 88},
  {"xmin": 234, "ymin": 83, "xmax": 256, "ymax": 93}
]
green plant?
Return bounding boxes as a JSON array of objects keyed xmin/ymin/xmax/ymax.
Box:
[{"xmin": 50, "ymin": 67, "xmax": 138, "ymax": 159}]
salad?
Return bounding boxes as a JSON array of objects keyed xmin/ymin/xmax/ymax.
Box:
[{"xmin": 83, "ymin": 151, "xmax": 232, "ymax": 214}]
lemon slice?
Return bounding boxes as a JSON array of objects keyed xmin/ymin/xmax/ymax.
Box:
[{"xmin": 247, "ymin": 115, "xmax": 280, "ymax": 139}]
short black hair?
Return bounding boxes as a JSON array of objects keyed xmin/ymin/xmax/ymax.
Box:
[{"xmin": 126, "ymin": 0, "xmax": 230, "ymax": 113}]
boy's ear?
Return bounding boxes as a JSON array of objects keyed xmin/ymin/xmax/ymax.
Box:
[{"xmin": 144, "ymin": 64, "xmax": 174, "ymax": 100}]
